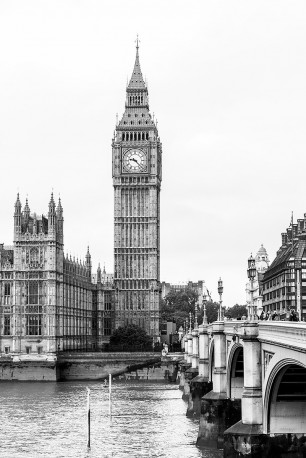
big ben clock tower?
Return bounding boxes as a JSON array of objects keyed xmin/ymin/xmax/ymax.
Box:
[{"xmin": 112, "ymin": 40, "xmax": 162, "ymax": 339}]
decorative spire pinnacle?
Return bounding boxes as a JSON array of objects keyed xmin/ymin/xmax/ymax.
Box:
[
  {"xmin": 23, "ymin": 198, "xmax": 30, "ymax": 216},
  {"xmin": 15, "ymin": 193, "xmax": 21, "ymax": 211},
  {"xmin": 127, "ymin": 36, "xmax": 146, "ymax": 90}
]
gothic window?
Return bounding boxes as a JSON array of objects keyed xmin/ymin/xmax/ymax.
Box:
[
  {"xmin": 26, "ymin": 315, "xmax": 42, "ymax": 336},
  {"xmin": 29, "ymin": 248, "xmax": 39, "ymax": 267},
  {"xmin": 26, "ymin": 281, "xmax": 42, "ymax": 304},
  {"xmin": 4, "ymin": 283, "xmax": 11, "ymax": 296},
  {"xmin": 4, "ymin": 316, "xmax": 10, "ymax": 335}
]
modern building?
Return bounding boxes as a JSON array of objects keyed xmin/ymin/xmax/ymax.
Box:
[
  {"xmin": 112, "ymin": 41, "xmax": 162, "ymax": 339},
  {"xmin": 0, "ymin": 194, "xmax": 114, "ymax": 355},
  {"xmin": 246, "ymin": 244, "xmax": 269, "ymax": 316},
  {"xmin": 161, "ymin": 280, "xmax": 211, "ymax": 304},
  {"xmin": 262, "ymin": 216, "xmax": 306, "ymax": 320}
]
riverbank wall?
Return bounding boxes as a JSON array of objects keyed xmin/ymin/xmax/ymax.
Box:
[{"xmin": 0, "ymin": 352, "xmax": 183, "ymax": 382}]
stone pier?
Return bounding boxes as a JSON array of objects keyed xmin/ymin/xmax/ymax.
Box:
[{"xmin": 197, "ymin": 321, "xmax": 241, "ymax": 448}]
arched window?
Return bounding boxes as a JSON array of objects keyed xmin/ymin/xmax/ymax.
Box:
[
  {"xmin": 146, "ymin": 132, "xmax": 148, "ymax": 140},
  {"xmin": 138, "ymin": 132, "xmax": 141, "ymax": 140},
  {"xmin": 122, "ymin": 133, "xmax": 125, "ymax": 141},
  {"xmin": 142, "ymin": 133, "xmax": 145, "ymax": 140}
]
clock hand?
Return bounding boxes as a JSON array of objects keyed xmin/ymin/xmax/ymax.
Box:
[{"xmin": 131, "ymin": 157, "xmax": 139, "ymax": 165}]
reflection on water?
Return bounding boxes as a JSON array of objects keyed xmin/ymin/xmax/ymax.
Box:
[{"xmin": 0, "ymin": 381, "xmax": 222, "ymax": 458}]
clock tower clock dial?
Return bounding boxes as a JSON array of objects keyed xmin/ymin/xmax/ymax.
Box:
[
  {"xmin": 112, "ymin": 41, "xmax": 162, "ymax": 340},
  {"xmin": 123, "ymin": 149, "xmax": 147, "ymax": 173}
]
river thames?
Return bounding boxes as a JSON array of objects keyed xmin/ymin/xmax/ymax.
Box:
[{"xmin": 0, "ymin": 380, "xmax": 222, "ymax": 458}]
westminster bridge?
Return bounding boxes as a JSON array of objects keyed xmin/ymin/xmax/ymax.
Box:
[{"xmin": 180, "ymin": 318, "xmax": 306, "ymax": 457}]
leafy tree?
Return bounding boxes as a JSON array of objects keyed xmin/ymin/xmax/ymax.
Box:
[
  {"xmin": 160, "ymin": 288, "xmax": 221, "ymax": 327},
  {"xmin": 110, "ymin": 324, "xmax": 153, "ymax": 348},
  {"xmin": 161, "ymin": 288, "xmax": 198, "ymax": 329},
  {"xmin": 225, "ymin": 304, "xmax": 247, "ymax": 319},
  {"xmin": 205, "ymin": 301, "xmax": 219, "ymax": 323}
]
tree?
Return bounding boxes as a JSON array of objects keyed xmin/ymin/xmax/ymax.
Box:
[
  {"xmin": 205, "ymin": 301, "xmax": 219, "ymax": 323},
  {"xmin": 160, "ymin": 288, "xmax": 198, "ymax": 329},
  {"xmin": 110, "ymin": 324, "xmax": 153, "ymax": 349},
  {"xmin": 225, "ymin": 304, "xmax": 247, "ymax": 319}
]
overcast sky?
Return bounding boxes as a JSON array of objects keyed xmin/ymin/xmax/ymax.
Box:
[{"xmin": 1, "ymin": 1, "xmax": 306, "ymax": 306}]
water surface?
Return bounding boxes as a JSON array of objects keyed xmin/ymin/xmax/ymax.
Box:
[{"xmin": 0, "ymin": 381, "xmax": 222, "ymax": 458}]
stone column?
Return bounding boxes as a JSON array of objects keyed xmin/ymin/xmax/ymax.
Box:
[
  {"xmin": 187, "ymin": 331, "xmax": 193, "ymax": 364},
  {"xmin": 197, "ymin": 321, "xmax": 241, "ymax": 449},
  {"xmin": 187, "ymin": 323, "xmax": 212, "ymax": 417},
  {"xmin": 241, "ymin": 322, "xmax": 262, "ymax": 424},
  {"xmin": 191, "ymin": 328, "xmax": 199, "ymax": 369},
  {"xmin": 212, "ymin": 321, "xmax": 226, "ymax": 393},
  {"xmin": 223, "ymin": 322, "xmax": 263, "ymax": 457},
  {"xmin": 184, "ymin": 335, "xmax": 188, "ymax": 362}
]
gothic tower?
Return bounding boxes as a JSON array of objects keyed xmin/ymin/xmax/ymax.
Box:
[{"xmin": 112, "ymin": 41, "xmax": 162, "ymax": 339}]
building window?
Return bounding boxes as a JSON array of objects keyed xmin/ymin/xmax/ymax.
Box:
[
  {"xmin": 37, "ymin": 346, "xmax": 43, "ymax": 354},
  {"xmin": 104, "ymin": 318, "xmax": 111, "ymax": 336},
  {"xmin": 4, "ymin": 346, "xmax": 10, "ymax": 354},
  {"xmin": 4, "ymin": 316, "xmax": 10, "ymax": 335},
  {"xmin": 26, "ymin": 315, "xmax": 42, "ymax": 336},
  {"xmin": 25, "ymin": 346, "xmax": 31, "ymax": 354},
  {"xmin": 26, "ymin": 281, "xmax": 42, "ymax": 305}
]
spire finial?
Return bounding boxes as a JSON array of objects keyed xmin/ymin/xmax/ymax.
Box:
[{"xmin": 135, "ymin": 34, "xmax": 140, "ymax": 53}]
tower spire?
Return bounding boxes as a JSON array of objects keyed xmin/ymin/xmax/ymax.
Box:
[{"xmin": 127, "ymin": 36, "xmax": 146, "ymax": 90}]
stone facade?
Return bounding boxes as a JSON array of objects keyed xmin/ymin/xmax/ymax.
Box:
[
  {"xmin": 262, "ymin": 214, "xmax": 306, "ymax": 320},
  {"xmin": 112, "ymin": 43, "xmax": 162, "ymax": 339},
  {"xmin": 246, "ymin": 245, "xmax": 269, "ymax": 316},
  {"xmin": 0, "ymin": 194, "xmax": 114, "ymax": 355},
  {"xmin": 161, "ymin": 280, "xmax": 211, "ymax": 303}
]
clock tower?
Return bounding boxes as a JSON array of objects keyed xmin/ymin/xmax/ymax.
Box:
[{"xmin": 112, "ymin": 41, "xmax": 162, "ymax": 339}]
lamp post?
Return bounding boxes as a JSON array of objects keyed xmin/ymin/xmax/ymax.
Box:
[
  {"xmin": 194, "ymin": 301, "xmax": 198, "ymax": 330},
  {"xmin": 247, "ymin": 254, "xmax": 257, "ymax": 321},
  {"xmin": 218, "ymin": 278, "xmax": 224, "ymax": 321}
]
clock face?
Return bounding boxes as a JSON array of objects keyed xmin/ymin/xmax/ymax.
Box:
[{"xmin": 123, "ymin": 149, "xmax": 147, "ymax": 173}]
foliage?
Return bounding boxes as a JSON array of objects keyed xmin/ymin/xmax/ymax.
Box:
[
  {"xmin": 205, "ymin": 301, "xmax": 219, "ymax": 323},
  {"xmin": 160, "ymin": 288, "xmax": 220, "ymax": 327},
  {"xmin": 110, "ymin": 324, "xmax": 153, "ymax": 349},
  {"xmin": 225, "ymin": 304, "xmax": 247, "ymax": 319},
  {"xmin": 160, "ymin": 288, "xmax": 198, "ymax": 329}
]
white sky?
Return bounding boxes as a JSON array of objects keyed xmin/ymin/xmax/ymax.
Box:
[{"xmin": 1, "ymin": 1, "xmax": 306, "ymax": 307}]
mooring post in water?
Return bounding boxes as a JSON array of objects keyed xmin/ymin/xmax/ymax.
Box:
[
  {"xmin": 109, "ymin": 373, "xmax": 112, "ymax": 418},
  {"xmin": 86, "ymin": 387, "xmax": 91, "ymax": 448}
]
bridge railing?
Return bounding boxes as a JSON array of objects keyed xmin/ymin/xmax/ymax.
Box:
[{"xmin": 258, "ymin": 321, "xmax": 306, "ymax": 350}]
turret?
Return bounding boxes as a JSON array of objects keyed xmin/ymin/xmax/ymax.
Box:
[
  {"xmin": 97, "ymin": 263, "xmax": 102, "ymax": 283},
  {"xmin": 48, "ymin": 192, "xmax": 56, "ymax": 235},
  {"xmin": 86, "ymin": 246, "xmax": 92, "ymax": 275},
  {"xmin": 14, "ymin": 193, "xmax": 22, "ymax": 236},
  {"xmin": 56, "ymin": 197, "xmax": 64, "ymax": 243}
]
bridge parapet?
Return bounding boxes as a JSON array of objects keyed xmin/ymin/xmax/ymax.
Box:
[{"xmin": 258, "ymin": 321, "xmax": 306, "ymax": 351}]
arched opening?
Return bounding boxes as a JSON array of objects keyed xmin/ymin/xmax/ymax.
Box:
[
  {"xmin": 268, "ymin": 364, "xmax": 306, "ymax": 433},
  {"xmin": 142, "ymin": 133, "xmax": 145, "ymax": 140},
  {"xmin": 209, "ymin": 340, "xmax": 215, "ymax": 385},
  {"xmin": 126, "ymin": 133, "xmax": 129, "ymax": 141},
  {"xmin": 122, "ymin": 133, "xmax": 125, "ymax": 141},
  {"xmin": 146, "ymin": 132, "xmax": 148, "ymax": 140},
  {"xmin": 229, "ymin": 346, "xmax": 244, "ymax": 399},
  {"xmin": 138, "ymin": 132, "xmax": 141, "ymax": 140}
]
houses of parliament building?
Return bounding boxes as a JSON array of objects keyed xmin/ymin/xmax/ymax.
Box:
[{"xmin": 0, "ymin": 43, "xmax": 162, "ymax": 355}]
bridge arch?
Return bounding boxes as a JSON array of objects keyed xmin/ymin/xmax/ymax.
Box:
[
  {"xmin": 264, "ymin": 358, "xmax": 306, "ymax": 434},
  {"xmin": 208, "ymin": 338, "xmax": 215, "ymax": 384},
  {"xmin": 227, "ymin": 343, "xmax": 244, "ymax": 399}
]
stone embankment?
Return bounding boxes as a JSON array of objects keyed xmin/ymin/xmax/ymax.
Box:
[{"xmin": 0, "ymin": 352, "xmax": 183, "ymax": 382}]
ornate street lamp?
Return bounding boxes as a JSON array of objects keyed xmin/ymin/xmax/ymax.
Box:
[
  {"xmin": 218, "ymin": 278, "xmax": 224, "ymax": 321},
  {"xmin": 194, "ymin": 301, "xmax": 199, "ymax": 330},
  {"xmin": 189, "ymin": 311, "xmax": 192, "ymax": 332},
  {"xmin": 247, "ymin": 254, "xmax": 257, "ymax": 321},
  {"xmin": 202, "ymin": 292, "xmax": 208, "ymax": 325}
]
